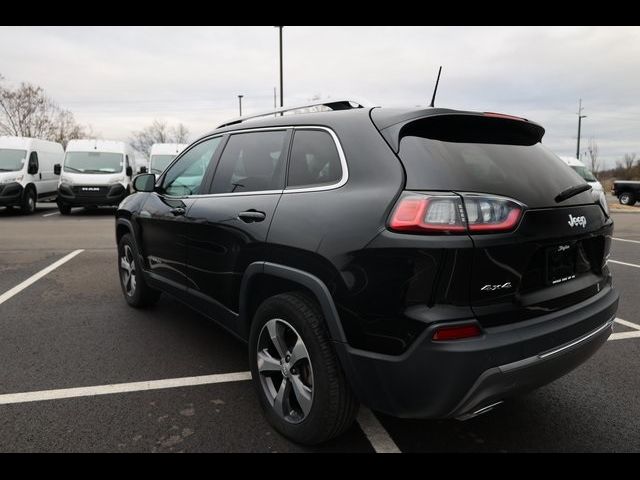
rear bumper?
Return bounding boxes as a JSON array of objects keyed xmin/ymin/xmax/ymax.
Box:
[
  {"xmin": 0, "ymin": 182, "xmax": 24, "ymax": 206},
  {"xmin": 335, "ymin": 285, "xmax": 618, "ymax": 419},
  {"xmin": 58, "ymin": 184, "xmax": 127, "ymax": 206}
]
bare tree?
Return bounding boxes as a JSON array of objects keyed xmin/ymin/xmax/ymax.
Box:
[
  {"xmin": 623, "ymin": 152, "xmax": 637, "ymax": 170},
  {"xmin": 0, "ymin": 75, "xmax": 89, "ymax": 148},
  {"xmin": 586, "ymin": 137, "xmax": 600, "ymax": 176},
  {"xmin": 616, "ymin": 153, "xmax": 637, "ymax": 180},
  {"xmin": 129, "ymin": 119, "xmax": 190, "ymax": 157}
]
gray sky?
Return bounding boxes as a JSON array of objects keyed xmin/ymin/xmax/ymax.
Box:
[{"xmin": 0, "ymin": 26, "xmax": 638, "ymax": 168}]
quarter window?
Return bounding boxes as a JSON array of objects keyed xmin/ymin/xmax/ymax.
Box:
[
  {"xmin": 211, "ymin": 130, "xmax": 288, "ymax": 194},
  {"xmin": 287, "ymin": 129, "xmax": 342, "ymax": 188},
  {"xmin": 163, "ymin": 138, "xmax": 221, "ymax": 196}
]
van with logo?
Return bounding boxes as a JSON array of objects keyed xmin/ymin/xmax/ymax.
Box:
[
  {"xmin": 55, "ymin": 139, "xmax": 135, "ymax": 215},
  {"xmin": 149, "ymin": 143, "xmax": 188, "ymax": 175},
  {"xmin": 0, "ymin": 136, "xmax": 63, "ymax": 214}
]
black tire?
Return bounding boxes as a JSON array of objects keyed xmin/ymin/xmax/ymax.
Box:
[
  {"xmin": 249, "ymin": 292, "xmax": 358, "ymax": 445},
  {"xmin": 117, "ymin": 233, "xmax": 161, "ymax": 308},
  {"xmin": 619, "ymin": 192, "xmax": 635, "ymax": 206},
  {"xmin": 20, "ymin": 187, "xmax": 36, "ymax": 214},
  {"xmin": 58, "ymin": 203, "xmax": 72, "ymax": 215}
]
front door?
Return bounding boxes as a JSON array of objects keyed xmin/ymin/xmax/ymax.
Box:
[{"xmin": 137, "ymin": 136, "xmax": 223, "ymax": 294}]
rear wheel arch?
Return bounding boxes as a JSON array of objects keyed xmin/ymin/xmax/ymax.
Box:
[{"xmin": 239, "ymin": 262, "xmax": 347, "ymax": 344}]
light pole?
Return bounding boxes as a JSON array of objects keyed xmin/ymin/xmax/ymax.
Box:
[
  {"xmin": 238, "ymin": 95, "xmax": 244, "ymax": 117},
  {"xmin": 576, "ymin": 98, "xmax": 587, "ymax": 159},
  {"xmin": 275, "ymin": 26, "xmax": 283, "ymax": 109}
]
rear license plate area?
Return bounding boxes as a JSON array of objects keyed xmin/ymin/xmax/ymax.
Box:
[{"xmin": 546, "ymin": 243, "xmax": 577, "ymax": 285}]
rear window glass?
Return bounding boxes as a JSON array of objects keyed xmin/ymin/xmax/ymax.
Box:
[
  {"xmin": 287, "ymin": 130, "xmax": 342, "ymax": 188},
  {"xmin": 398, "ymin": 118, "xmax": 586, "ymax": 206}
]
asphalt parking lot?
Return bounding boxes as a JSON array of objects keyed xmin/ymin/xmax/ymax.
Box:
[{"xmin": 1, "ymin": 203, "xmax": 640, "ymax": 452}]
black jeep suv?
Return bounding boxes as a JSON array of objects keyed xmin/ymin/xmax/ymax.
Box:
[{"xmin": 115, "ymin": 101, "xmax": 618, "ymax": 444}]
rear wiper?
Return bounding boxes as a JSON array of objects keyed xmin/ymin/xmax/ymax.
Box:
[{"xmin": 555, "ymin": 183, "xmax": 592, "ymax": 203}]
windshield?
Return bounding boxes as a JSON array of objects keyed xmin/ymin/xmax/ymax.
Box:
[
  {"xmin": 0, "ymin": 149, "xmax": 27, "ymax": 172},
  {"xmin": 64, "ymin": 151, "xmax": 124, "ymax": 174},
  {"xmin": 150, "ymin": 154, "xmax": 177, "ymax": 174},
  {"xmin": 571, "ymin": 165, "xmax": 597, "ymax": 182}
]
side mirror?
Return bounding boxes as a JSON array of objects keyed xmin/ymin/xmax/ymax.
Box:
[
  {"xmin": 54, "ymin": 164, "xmax": 61, "ymax": 175},
  {"xmin": 28, "ymin": 163, "xmax": 38, "ymax": 175},
  {"xmin": 126, "ymin": 166, "xmax": 133, "ymax": 177},
  {"xmin": 133, "ymin": 173, "xmax": 156, "ymax": 193},
  {"xmin": 139, "ymin": 166, "xmax": 148, "ymax": 174}
]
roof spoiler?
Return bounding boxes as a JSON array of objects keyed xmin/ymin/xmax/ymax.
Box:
[{"xmin": 375, "ymin": 111, "xmax": 546, "ymax": 152}]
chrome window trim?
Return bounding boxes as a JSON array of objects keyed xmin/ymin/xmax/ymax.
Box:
[
  {"xmin": 174, "ymin": 125, "xmax": 348, "ymax": 199},
  {"xmin": 284, "ymin": 126, "xmax": 349, "ymax": 194}
]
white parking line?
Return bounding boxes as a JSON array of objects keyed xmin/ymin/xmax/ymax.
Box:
[
  {"xmin": 608, "ymin": 259, "xmax": 640, "ymax": 269},
  {"xmin": 0, "ymin": 249, "xmax": 84, "ymax": 306},
  {"xmin": 42, "ymin": 211, "xmax": 60, "ymax": 217},
  {"xmin": 0, "ymin": 371, "xmax": 252, "ymax": 405},
  {"xmin": 0, "ymin": 368, "xmax": 401, "ymax": 452},
  {"xmin": 357, "ymin": 407, "xmax": 401, "ymax": 453},
  {"xmin": 614, "ymin": 317, "xmax": 640, "ymax": 331},
  {"xmin": 609, "ymin": 331, "xmax": 640, "ymax": 341},
  {"xmin": 612, "ymin": 237, "xmax": 640, "ymax": 245}
]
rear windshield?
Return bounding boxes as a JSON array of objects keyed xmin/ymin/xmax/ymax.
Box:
[{"xmin": 397, "ymin": 118, "xmax": 588, "ymax": 207}]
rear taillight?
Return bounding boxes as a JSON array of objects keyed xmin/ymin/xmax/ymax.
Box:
[
  {"xmin": 432, "ymin": 323, "xmax": 482, "ymax": 341},
  {"xmin": 389, "ymin": 195, "xmax": 466, "ymax": 233},
  {"xmin": 389, "ymin": 193, "xmax": 524, "ymax": 234}
]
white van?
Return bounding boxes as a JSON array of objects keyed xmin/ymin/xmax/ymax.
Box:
[
  {"xmin": 149, "ymin": 143, "xmax": 188, "ymax": 175},
  {"xmin": 56, "ymin": 139, "xmax": 136, "ymax": 215},
  {"xmin": 0, "ymin": 136, "xmax": 63, "ymax": 214},
  {"xmin": 559, "ymin": 156, "xmax": 604, "ymax": 194},
  {"xmin": 134, "ymin": 154, "xmax": 149, "ymax": 174}
]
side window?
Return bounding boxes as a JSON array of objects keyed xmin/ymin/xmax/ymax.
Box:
[
  {"xmin": 211, "ymin": 130, "xmax": 288, "ymax": 194},
  {"xmin": 163, "ymin": 138, "xmax": 221, "ymax": 196},
  {"xmin": 28, "ymin": 151, "xmax": 39, "ymax": 173},
  {"xmin": 287, "ymin": 130, "xmax": 342, "ymax": 188}
]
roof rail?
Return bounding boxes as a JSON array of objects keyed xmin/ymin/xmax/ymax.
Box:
[{"xmin": 216, "ymin": 98, "xmax": 373, "ymax": 129}]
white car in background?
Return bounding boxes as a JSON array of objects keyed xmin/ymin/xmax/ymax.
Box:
[
  {"xmin": 0, "ymin": 136, "xmax": 63, "ymax": 214},
  {"xmin": 149, "ymin": 143, "xmax": 188, "ymax": 175},
  {"xmin": 134, "ymin": 154, "xmax": 149, "ymax": 174},
  {"xmin": 559, "ymin": 156, "xmax": 604, "ymax": 194}
]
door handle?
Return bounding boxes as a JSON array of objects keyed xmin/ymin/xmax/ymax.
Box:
[
  {"xmin": 238, "ymin": 210, "xmax": 266, "ymax": 223},
  {"xmin": 170, "ymin": 207, "xmax": 186, "ymax": 216}
]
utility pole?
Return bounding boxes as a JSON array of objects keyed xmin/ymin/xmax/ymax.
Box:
[
  {"xmin": 238, "ymin": 95, "xmax": 243, "ymax": 116},
  {"xmin": 576, "ymin": 99, "xmax": 587, "ymax": 159},
  {"xmin": 275, "ymin": 26, "xmax": 284, "ymax": 109}
]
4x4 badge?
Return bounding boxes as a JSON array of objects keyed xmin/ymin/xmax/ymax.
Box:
[{"xmin": 567, "ymin": 214, "xmax": 587, "ymax": 228}]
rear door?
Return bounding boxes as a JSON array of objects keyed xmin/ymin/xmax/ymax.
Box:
[
  {"xmin": 391, "ymin": 113, "xmax": 613, "ymax": 328},
  {"xmin": 184, "ymin": 128, "xmax": 291, "ymax": 334},
  {"xmin": 137, "ymin": 136, "xmax": 222, "ymax": 295}
]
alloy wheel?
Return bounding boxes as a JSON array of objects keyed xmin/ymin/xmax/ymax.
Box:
[
  {"xmin": 257, "ymin": 318, "xmax": 314, "ymax": 424},
  {"xmin": 120, "ymin": 244, "xmax": 137, "ymax": 296}
]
